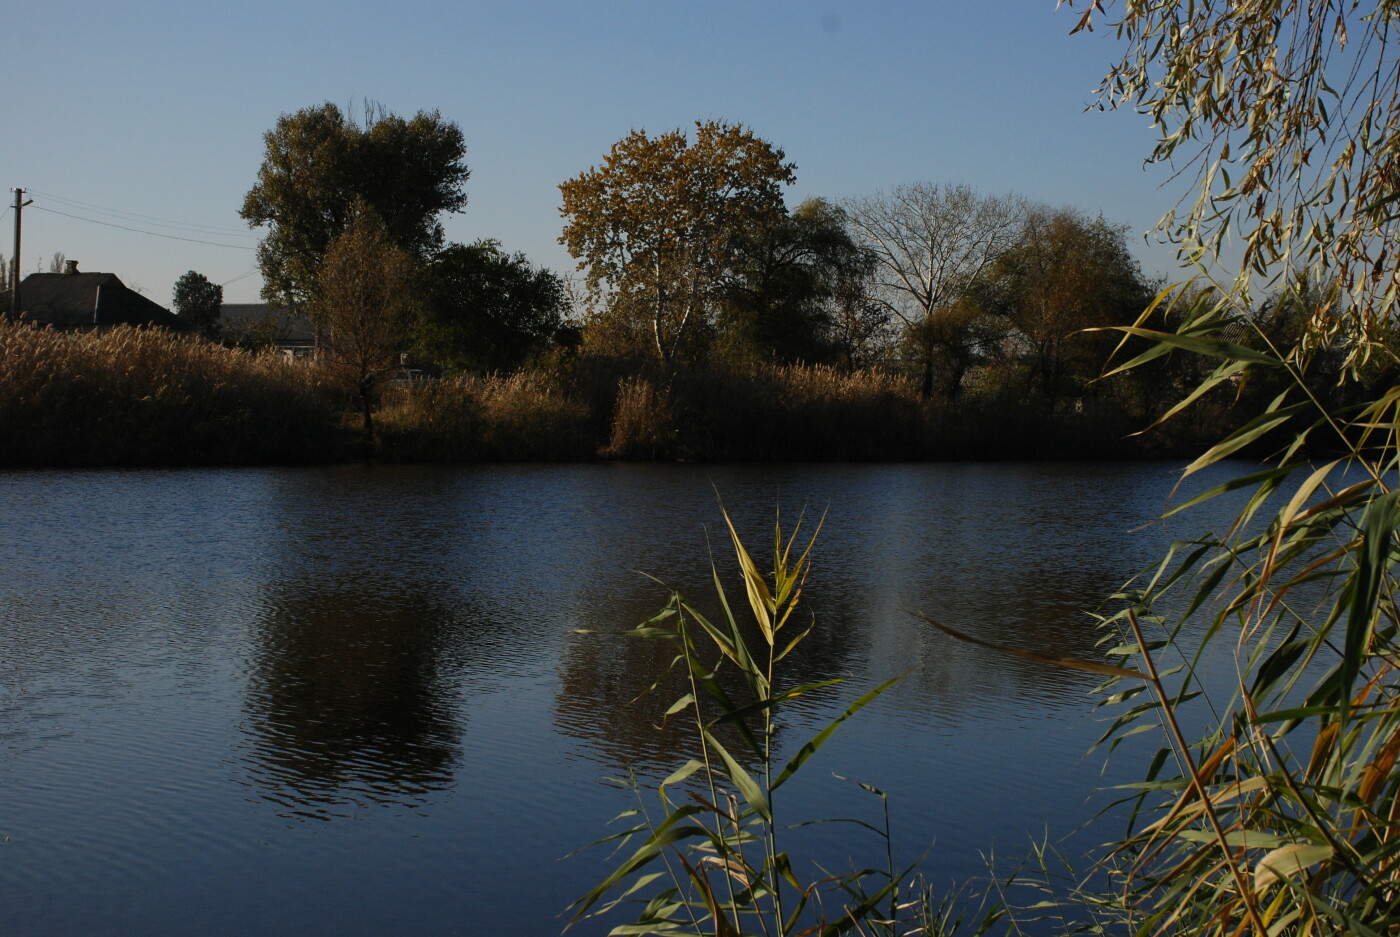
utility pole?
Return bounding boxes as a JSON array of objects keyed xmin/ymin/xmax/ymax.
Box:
[{"xmin": 11, "ymin": 188, "xmax": 33, "ymax": 319}]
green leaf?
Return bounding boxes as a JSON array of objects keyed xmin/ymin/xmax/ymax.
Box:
[
  {"xmin": 1095, "ymin": 325, "xmax": 1283, "ymax": 368},
  {"xmin": 664, "ymin": 693, "xmax": 696, "ymax": 718},
  {"xmin": 772, "ymin": 672, "xmax": 906, "ymax": 790},
  {"xmin": 702, "ymin": 729, "xmax": 771, "ymax": 822},
  {"xmin": 660, "ymin": 759, "xmax": 705, "ymax": 790},
  {"xmin": 710, "ymin": 678, "xmax": 846, "ymax": 726},
  {"xmin": 1184, "ymin": 403, "xmax": 1311, "ymax": 475}
]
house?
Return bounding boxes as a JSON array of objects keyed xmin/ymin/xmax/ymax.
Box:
[
  {"xmin": 218, "ymin": 303, "xmax": 317, "ymax": 357},
  {"xmin": 7, "ymin": 262, "xmax": 188, "ymax": 331}
]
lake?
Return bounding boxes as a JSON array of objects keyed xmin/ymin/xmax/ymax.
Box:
[{"xmin": 0, "ymin": 462, "xmax": 1238, "ymax": 936}]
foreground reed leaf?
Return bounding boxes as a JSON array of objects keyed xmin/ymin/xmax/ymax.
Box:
[
  {"xmin": 1254, "ymin": 844, "xmax": 1334, "ymax": 891},
  {"xmin": 919, "ymin": 614, "xmax": 1144, "ymax": 679},
  {"xmin": 771, "ymin": 673, "xmax": 905, "ymax": 792}
]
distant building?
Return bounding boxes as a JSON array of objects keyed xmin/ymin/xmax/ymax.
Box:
[
  {"xmin": 218, "ymin": 303, "xmax": 317, "ymax": 358},
  {"xmin": 7, "ymin": 262, "xmax": 187, "ymax": 331}
]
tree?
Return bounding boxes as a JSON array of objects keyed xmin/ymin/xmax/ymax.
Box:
[
  {"xmin": 559, "ymin": 121, "xmax": 796, "ymax": 363},
  {"xmin": 842, "ymin": 183, "xmax": 1024, "ymax": 397},
  {"xmin": 172, "ymin": 270, "xmax": 224, "ymax": 340},
  {"xmin": 1071, "ymin": 1, "xmax": 1397, "ymax": 365},
  {"xmin": 241, "ymin": 102, "xmax": 469, "ymax": 311},
  {"xmin": 47, "ymin": 252, "xmax": 66, "ymax": 274},
  {"xmin": 415, "ymin": 240, "xmax": 568, "ymax": 372},
  {"xmin": 311, "ymin": 201, "xmax": 416, "ymax": 439},
  {"xmin": 975, "ymin": 209, "xmax": 1154, "ymax": 401},
  {"xmin": 713, "ymin": 197, "xmax": 876, "ymax": 367}
]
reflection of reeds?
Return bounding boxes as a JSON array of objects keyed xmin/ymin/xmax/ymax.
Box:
[{"xmin": 0, "ymin": 320, "xmax": 339, "ymax": 465}]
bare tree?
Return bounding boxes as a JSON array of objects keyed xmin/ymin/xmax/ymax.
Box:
[
  {"xmin": 47, "ymin": 252, "xmax": 67, "ymax": 274},
  {"xmin": 312, "ymin": 200, "xmax": 416, "ymax": 439},
  {"xmin": 842, "ymin": 183, "xmax": 1023, "ymax": 396}
]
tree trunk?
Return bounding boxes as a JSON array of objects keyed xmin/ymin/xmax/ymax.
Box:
[
  {"xmin": 919, "ymin": 338, "xmax": 936, "ymax": 400},
  {"xmin": 359, "ymin": 374, "xmax": 375, "ymax": 441}
]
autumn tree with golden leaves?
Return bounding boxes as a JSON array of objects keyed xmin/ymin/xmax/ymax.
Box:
[
  {"xmin": 559, "ymin": 121, "xmax": 796, "ymax": 364},
  {"xmin": 311, "ymin": 201, "xmax": 416, "ymax": 439}
]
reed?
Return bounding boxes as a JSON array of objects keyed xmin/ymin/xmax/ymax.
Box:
[
  {"xmin": 918, "ymin": 284, "xmax": 1400, "ymax": 936},
  {"xmin": 571, "ymin": 506, "xmax": 909, "ymax": 936},
  {"xmin": 0, "ymin": 320, "xmax": 340, "ymax": 466},
  {"xmin": 600, "ymin": 375, "xmax": 677, "ymax": 460},
  {"xmin": 598, "ymin": 363, "xmax": 932, "ymax": 461},
  {"xmin": 376, "ymin": 371, "xmax": 593, "ymax": 461},
  {"xmin": 1076, "ymin": 289, "xmax": 1400, "ymax": 936}
]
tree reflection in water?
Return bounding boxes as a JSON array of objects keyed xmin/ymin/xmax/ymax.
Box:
[{"xmin": 240, "ymin": 582, "xmax": 465, "ymax": 820}]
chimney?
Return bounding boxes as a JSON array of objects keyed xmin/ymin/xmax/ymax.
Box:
[{"xmin": 64, "ymin": 260, "xmax": 79, "ymax": 275}]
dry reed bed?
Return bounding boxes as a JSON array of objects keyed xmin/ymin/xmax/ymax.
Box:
[
  {"xmin": 601, "ymin": 364, "xmax": 930, "ymax": 460},
  {"xmin": 0, "ymin": 320, "xmax": 340, "ymax": 466},
  {"xmin": 1, "ymin": 322, "xmax": 1195, "ymax": 465},
  {"xmin": 379, "ymin": 363, "xmax": 937, "ymax": 462},
  {"xmin": 376, "ymin": 372, "xmax": 594, "ymax": 461}
]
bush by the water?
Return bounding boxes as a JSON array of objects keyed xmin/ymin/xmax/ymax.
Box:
[{"xmin": 0, "ymin": 320, "xmax": 342, "ymax": 466}]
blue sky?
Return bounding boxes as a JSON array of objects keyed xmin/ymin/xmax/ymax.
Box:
[{"xmin": 3, "ymin": 1, "xmax": 1182, "ymax": 307}]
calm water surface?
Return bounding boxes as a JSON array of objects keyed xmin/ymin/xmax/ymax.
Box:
[{"xmin": 0, "ymin": 462, "xmax": 1240, "ymax": 936}]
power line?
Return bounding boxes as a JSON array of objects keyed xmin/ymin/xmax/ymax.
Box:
[
  {"xmin": 27, "ymin": 188, "xmax": 258, "ymax": 238},
  {"xmin": 220, "ymin": 267, "xmax": 260, "ymax": 286},
  {"xmin": 31, "ymin": 205, "xmax": 257, "ymax": 250}
]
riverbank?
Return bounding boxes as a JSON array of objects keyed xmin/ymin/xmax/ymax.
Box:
[{"xmin": 2, "ymin": 320, "xmax": 1242, "ymax": 467}]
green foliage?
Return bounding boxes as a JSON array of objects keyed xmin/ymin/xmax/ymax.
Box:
[
  {"xmin": 973, "ymin": 209, "xmax": 1156, "ymax": 403},
  {"xmin": 559, "ymin": 121, "xmax": 797, "ymax": 363},
  {"xmin": 1077, "ymin": 290, "xmax": 1400, "ymax": 935},
  {"xmin": 571, "ymin": 507, "xmax": 908, "ymax": 936},
  {"xmin": 932, "ymin": 4, "xmax": 1400, "ymax": 935},
  {"xmin": 414, "ymin": 240, "xmax": 568, "ymax": 373},
  {"xmin": 713, "ymin": 197, "xmax": 876, "ymax": 368},
  {"xmin": 172, "ymin": 270, "xmax": 224, "ymax": 340},
  {"xmin": 241, "ymin": 101, "xmax": 469, "ymax": 310}
]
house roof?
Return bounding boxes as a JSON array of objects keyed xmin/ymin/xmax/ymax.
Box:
[
  {"xmin": 10, "ymin": 272, "xmax": 186, "ymax": 330},
  {"xmin": 219, "ymin": 303, "xmax": 316, "ymax": 345}
]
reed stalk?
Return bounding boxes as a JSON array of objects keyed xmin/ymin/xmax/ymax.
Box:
[{"xmin": 571, "ymin": 505, "xmax": 908, "ymax": 936}]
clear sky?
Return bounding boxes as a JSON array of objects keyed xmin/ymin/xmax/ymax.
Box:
[{"xmin": 3, "ymin": 0, "xmax": 1184, "ymax": 308}]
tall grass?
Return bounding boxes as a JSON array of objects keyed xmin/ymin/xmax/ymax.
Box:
[
  {"xmin": 571, "ymin": 507, "xmax": 908, "ymax": 936},
  {"xmin": 376, "ymin": 371, "xmax": 594, "ymax": 461},
  {"xmin": 918, "ymin": 285, "xmax": 1400, "ymax": 936},
  {"xmin": 593, "ymin": 362, "xmax": 933, "ymax": 461},
  {"xmin": 0, "ymin": 320, "xmax": 341, "ymax": 466},
  {"xmin": 2, "ymin": 318, "xmax": 1224, "ymax": 466},
  {"xmin": 1075, "ymin": 290, "xmax": 1400, "ymax": 936}
]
